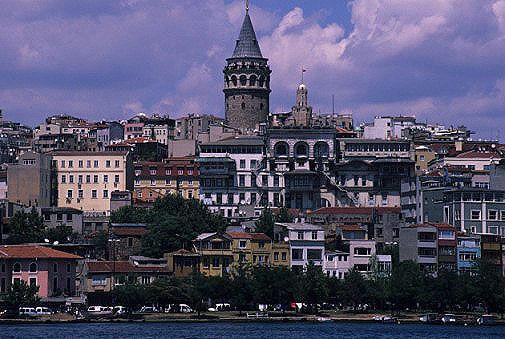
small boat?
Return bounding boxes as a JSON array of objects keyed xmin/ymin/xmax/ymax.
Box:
[
  {"xmin": 419, "ymin": 313, "xmax": 441, "ymax": 324},
  {"xmin": 477, "ymin": 314, "xmax": 496, "ymax": 325}
]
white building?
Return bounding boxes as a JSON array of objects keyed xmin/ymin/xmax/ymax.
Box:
[{"xmin": 274, "ymin": 222, "xmax": 325, "ymax": 272}]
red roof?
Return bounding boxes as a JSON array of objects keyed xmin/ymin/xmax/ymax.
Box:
[
  {"xmin": 0, "ymin": 245, "xmax": 81, "ymax": 259},
  {"xmin": 226, "ymin": 232, "xmax": 271, "ymax": 241},
  {"xmin": 111, "ymin": 227, "xmax": 146, "ymax": 237},
  {"xmin": 86, "ymin": 261, "xmax": 169, "ymax": 273},
  {"xmin": 455, "ymin": 150, "xmax": 501, "ymax": 158},
  {"xmin": 309, "ymin": 207, "xmax": 400, "ymax": 215}
]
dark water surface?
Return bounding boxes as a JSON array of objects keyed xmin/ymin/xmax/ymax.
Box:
[{"xmin": 1, "ymin": 322, "xmax": 505, "ymax": 338}]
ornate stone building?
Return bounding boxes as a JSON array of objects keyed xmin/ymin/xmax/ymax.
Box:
[{"xmin": 223, "ymin": 7, "xmax": 271, "ymax": 130}]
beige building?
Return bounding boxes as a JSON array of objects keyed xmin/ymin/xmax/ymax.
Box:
[
  {"xmin": 51, "ymin": 151, "xmax": 133, "ymax": 213},
  {"xmin": 7, "ymin": 151, "xmax": 51, "ymax": 207}
]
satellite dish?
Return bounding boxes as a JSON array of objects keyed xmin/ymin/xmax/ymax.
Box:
[{"xmin": 283, "ymin": 236, "xmax": 289, "ymax": 242}]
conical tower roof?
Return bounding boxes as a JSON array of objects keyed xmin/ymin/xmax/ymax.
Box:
[{"xmin": 231, "ymin": 12, "xmax": 263, "ymax": 58}]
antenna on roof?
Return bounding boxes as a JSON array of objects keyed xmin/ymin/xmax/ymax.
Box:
[{"xmin": 246, "ymin": 0, "xmax": 249, "ymax": 14}]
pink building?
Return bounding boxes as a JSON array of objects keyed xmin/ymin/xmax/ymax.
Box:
[{"xmin": 0, "ymin": 245, "xmax": 81, "ymax": 299}]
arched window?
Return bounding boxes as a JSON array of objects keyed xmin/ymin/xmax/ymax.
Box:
[
  {"xmin": 13, "ymin": 262, "xmax": 21, "ymax": 272},
  {"xmin": 314, "ymin": 142, "xmax": 330, "ymax": 158},
  {"xmin": 29, "ymin": 262, "xmax": 37, "ymax": 273},
  {"xmin": 249, "ymin": 75, "xmax": 257, "ymax": 87},
  {"xmin": 239, "ymin": 75, "xmax": 247, "ymax": 86},
  {"xmin": 294, "ymin": 142, "xmax": 309, "ymax": 157},
  {"xmin": 225, "ymin": 76, "xmax": 230, "ymax": 88},
  {"xmin": 274, "ymin": 142, "xmax": 288, "ymax": 157},
  {"xmin": 258, "ymin": 76, "xmax": 265, "ymax": 87},
  {"xmin": 241, "ymin": 102, "xmax": 246, "ymax": 110},
  {"xmin": 231, "ymin": 75, "xmax": 237, "ymax": 87}
]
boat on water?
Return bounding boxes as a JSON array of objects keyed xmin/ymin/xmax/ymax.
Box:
[
  {"xmin": 419, "ymin": 313, "xmax": 441, "ymax": 324},
  {"xmin": 477, "ymin": 314, "xmax": 496, "ymax": 325}
]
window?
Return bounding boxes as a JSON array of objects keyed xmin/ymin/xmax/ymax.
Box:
[
  {"xmin": 92, "ymin": 190, "xmax": 97, "ymax": 199},
  {"xmin": 86, "ymin": 175, "xmax": 91, "ymax": 183},
  {"xmin": 420, "ymin": 155, "xmax": 425, "ymax": 161},
  {"xmin": 250, "ymin": 160, "xmax": 257, "ymax": 169},
  {"xmin": 12, "ymin": 262, "xmax": 21, "ymax": 273},
  {"xmin": 78, "ymin": 190, "xmax": 83, "ymax": 199},
  {"xmin": 297, "ymin": 232, "xmax": 304, "ymax": 240},
  {"xmin": 239, "ymin": 175, "xmax": 245, "ymax": 187},
  {"xmin": 177, "ymin": 168, "xmax": 183, "ymax": 175},
  {"xmin": 103, "ymin": 175, "xmax": 108, "ymax": 183},
  {"xmin": 66, "ymin": 213, "xmax": 73, "ymax": 221},
  {"xmin": 150, "ymin": 168, "xmax": 157, "ymax": 175},
  {"xmin": 67, "ymin": 190, "xmax": 73, "ymax": 199},
  {"xmin": 239, "ymin": 159, "xmax": 246, "ymax": 169},
  {"xmin": 239, "ymin": 240, "xmax": 247, "ymax": 248},
  {"xmin": 212, "ymin": 257, "xmax": 220, "ymax": 268},
  {"xmin": 354, "ymin": 247, "xmax": 371, "ymax": 256},
  {"xmin": 61, "ymin": 175, "xmax": 66, "ymax": 184},
  {"xmin": 292, "ymin": 249, "xmax": 303, "ymax": 260},
  {"xmin": 93, "ymin": 175, "xmax": 99, "ymax": 183},
  {"xmin": 311, "ymin": 231, "xmax": 318, "ymax": 240},
  {"xmin": 29, "ymin": 262, "xmax": 37, "ymax": 272},
  {"xmin": 103, "ymin": 190, "xmax": 109, "ymax": 198},
  {"xmin": 66, "ymin": 263, "xmax": 71, "ymax": 273},
  {"xmin": 86, "ymin": 160, "xmax": 91, "ymax": 168},
  {"xmin": 69, "ymin": 175, "xmax": 74, "ymax": 183},
  {"xmin": 274, "ymin": 252, "xmax": 279, "ymax": 261},
  {"xmin": 262, "ymin": 175, "xmax": 268, "ymax": 187},
  {"xmin": 471, "ymin": 210, "xmax": 481, "ymax": 220},
  {"xmin": 488, "ymin": 210, "xmax": 498, "ymax": 220},
  {"xmin": 307, "ymin": 249, "xmax": 322, "ymax": 261},
  {"xmin": 78, "ymin": 160, "xmax": 83, "ymax": 168},
  {"xmin": 273, "ymin": 175, "xmax": 279, "ymax": 187},
  {"xmin": 68, "ymin": 160, "xmax": 73, "ymax": 168},
  {"xmin": 115, "ymin": 160, "xmax": 120, "ymax": 168},
  {"xmin": 281, "ymin": 252, "xmax": 287, "ymax": 261},
  {"xmin": 30, "ymin": 277, "xmax": 37, "ymax": 287},
  {"xmin": 106, "ymin": 160, "xmax": 111, "ymax": 168},
  {"xmin": 166, "ymin": 168, "xmax": 172, "ymax": 175},
  {"xmin": 361, "ymin": 176, "xmax": 367, "ymax": 186},
  {"xmin": 53, "ymin": 263, "xmax": 58, "ymax": 273},
  {"xmin": 115, "ymin": 175, "xmax": 120, "ymax": 183},
  {"xmin": 78, "ymin": 175, "xmax": 83, "ymax": 183},
  {"xmin": 60, "ymin": 160, "xmax": 66, "ymax": 168},
  {"xmin": 93, "ymin": 160, "xmax": 99, "ymax": 168},
  {"xmin": 128, "ymin": 237, "xmax": 134, "ymax": 247},
  {"xmin": 353, "ymin": 175, "xmax": 359, "ymax": 186}
]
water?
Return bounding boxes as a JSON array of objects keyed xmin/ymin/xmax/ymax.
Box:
[{"xmin": 2, "ymin": 322, "xmax": 505, "ymax": 338}]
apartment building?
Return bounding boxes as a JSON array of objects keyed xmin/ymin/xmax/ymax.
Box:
[
  {"xmin": 273, "ymin": 222, "xmax": 325, "ymax": 272},
  {"xmin": 51, "ymin": 151, "xmax": 133, "ymax": 213},
  {"xmin": 7, "ymin": 151, "xmax": 52, "ymax": 207},
  {"xmin": 133, "ymin": 157, "xmax": 199, "ymax": 202},
  {"xmin": 227, "ymin": 232, "xmax": 272, "ymax": 266},
  {"xmin": 192, "ymin": 233, "xmax": 233, "ymax": 277}
]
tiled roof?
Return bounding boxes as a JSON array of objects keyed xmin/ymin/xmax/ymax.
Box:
[
  {"xmin": 226, "ymin": 232, "xmax": 271, "ymax": 241},
  {"xmin": 454, "ymin": 150, "xmax": 501, "ymax": 158},
  {"xmin": 309, "ymin": 207, "xmax": 400, "ymax": 215},
  {"xmin": 111, "ymin": 227, "xmax": 146, "ymax": 237},
  {"xmin": 0, "ymin": 245, "xmax": 81, "ymax": 259},
  {"xmin": 231, "ymin": 13, "xmax": 263, "ymax": 58},
  {"xmin": 86, "ymin": 261, "xmax": 169, "ymax": 273}
]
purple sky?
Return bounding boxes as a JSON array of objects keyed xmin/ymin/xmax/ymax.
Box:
[{"xmin": 2, "ymin": 0, "xmax": 505, "ymax": 140}]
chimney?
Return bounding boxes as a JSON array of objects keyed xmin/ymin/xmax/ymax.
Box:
[{"xmin": 455, "ymin": 140, "xmax": 463, "ymax": 152}]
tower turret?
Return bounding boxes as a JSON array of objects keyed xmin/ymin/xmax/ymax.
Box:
[{"xmin": 223, "ymin": 4, "xmax": 271, "ymax": 130}]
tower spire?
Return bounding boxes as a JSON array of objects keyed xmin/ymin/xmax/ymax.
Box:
[{"xmin": 246, "ymin": 0, "xmax": 249, "ymax": 14}]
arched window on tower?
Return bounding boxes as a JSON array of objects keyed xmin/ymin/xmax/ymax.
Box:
[
  {"xmin": 258, "ymin": 76, "xmax": 265, "ymax": 87},
  {"xmin": 231, "ymin": 75, "xmax": 237, "ymax": 87},
  {"xmin": 240, "ymin": 75, "xmax": 247, "ymax": 86},
  {"xmin": 249, "ymin": 75, "xmax": 257, "ymax": 87},
  {"xmin": 225, "ymin": 76, "xmax": 230, "ymax": 88},
  {"xmin": 241, "ymin": 102, "xmax": 246, "ymax": 110}
]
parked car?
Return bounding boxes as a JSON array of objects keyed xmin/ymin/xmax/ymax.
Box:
[
  {"xmin": 36, "ymin": 307, "xmax": 52, "ymax": 315},
  {"xmin": 113, "ymin": 306, "xmax": 126, "ymax": 315},
  {"xmin": 419, "ymin": 313, "xmax": 441, "ymax": 324},
  {"xmin": 87, "ymin": 306, "xmax": 113, "ymax": 318},
  {"xmin": 139, "ymin": 306, "xmax": 158, "ymax": 313},
  {"xmin": 441, "ymin": 314, "xmax": 456, "ymax": 324},
  {"xmin": 19, "ymin": 307, "xmax": 37, "ymax": 317}
]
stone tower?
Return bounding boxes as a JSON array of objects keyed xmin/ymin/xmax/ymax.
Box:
[
  {"xmin": 223, "ymin": 5, "xmax": 271, "ymax": 130},
  {"xmin": 285, "ymin": 82, "xmax": 312, "ymax": 127}
]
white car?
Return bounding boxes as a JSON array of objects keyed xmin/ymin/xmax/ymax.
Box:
[
  {"xmin": 113, "ymin": 306, "xmax": 126, "ymax": 315},
  {"xmin": 36, "ymin": 307, "xmax": 52, "ymax": 315},
  {"xmin": 19, "ymin": 307, "xmax": 37, "ymax": 316}
]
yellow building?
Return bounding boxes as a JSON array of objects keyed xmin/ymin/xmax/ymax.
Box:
[
  {"xmin": 192, "ymin": 233, "xmax": 233, "ymax": 277},
  {"xmin": 133, "ymin": 157, "xmax": 199, "ymax": 202},
  {"xmin": 271, "ymin": 242, "xmax": 290, "ymax": 267},
  {"xmin": 227, "ymin": 232, "xmax": 272, "ymax": 267},
  {"xmin": 414, "ymin": 145, "xmax": 436, "ymax": 173},
  {"xmin": 51, "ymin": 151, "xmax": 133, "ymax": 213}
]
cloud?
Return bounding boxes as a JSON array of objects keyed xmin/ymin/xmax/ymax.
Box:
[{"xmin": 1, "ymin": 0, "xmax": 505, "ymax": 139}]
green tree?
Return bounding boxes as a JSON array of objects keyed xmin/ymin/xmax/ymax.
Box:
[
  {"xmin": 341, "ymin": 268, "xmax": 369, "ymax": 312},
  {"xmin": 255, "ymin": 207, "xmax": 275, "ymax": 239},
  {"xmin": 296, "ymin": 262, "xmax": 328, "ymax": 314},
  {"xmin": 90, "ymin": 230, "xmax": 108, "ymax": 259},
  {"xmin": 276, "ymin": 207, "xmax": 294, "ymax": 223},
  {"xmin": 6, "ymin": 208, "xmax": 46, "ymax": 244},
  {"xmin": 390, "ymin": 260, "xmax": 424, "ymax": 313},
  {"xmin": 46, "ymin": 225, "xmax": 78, "ymax": 243},
  {"xmin": 4, "ymin": 280, "xmax": 40, "ymax": 313},
  {"xmin": 113, "ymin": 283, "xmax": 149, "ymax": 313},
  {"xmin": 187, "ymin": 273, "xmax": 210, "ymax": 316},
  {"xmin": 110, "ymin": 206, "xmax": 150, "ymax": 224},
  {"xmin": 141, "ymin": 194, "xmax": 226, "ymax": 257},
  {"xmin": 230, "ymin": 263, "xmax": 253, "ymax": 314},
  {"xmin": 473, "ymin": 258, "xmax": 505, "ymax": 313},
  {"xmin": 148, "ymin": 277, "xmax": 189, "ymax": 309}
]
